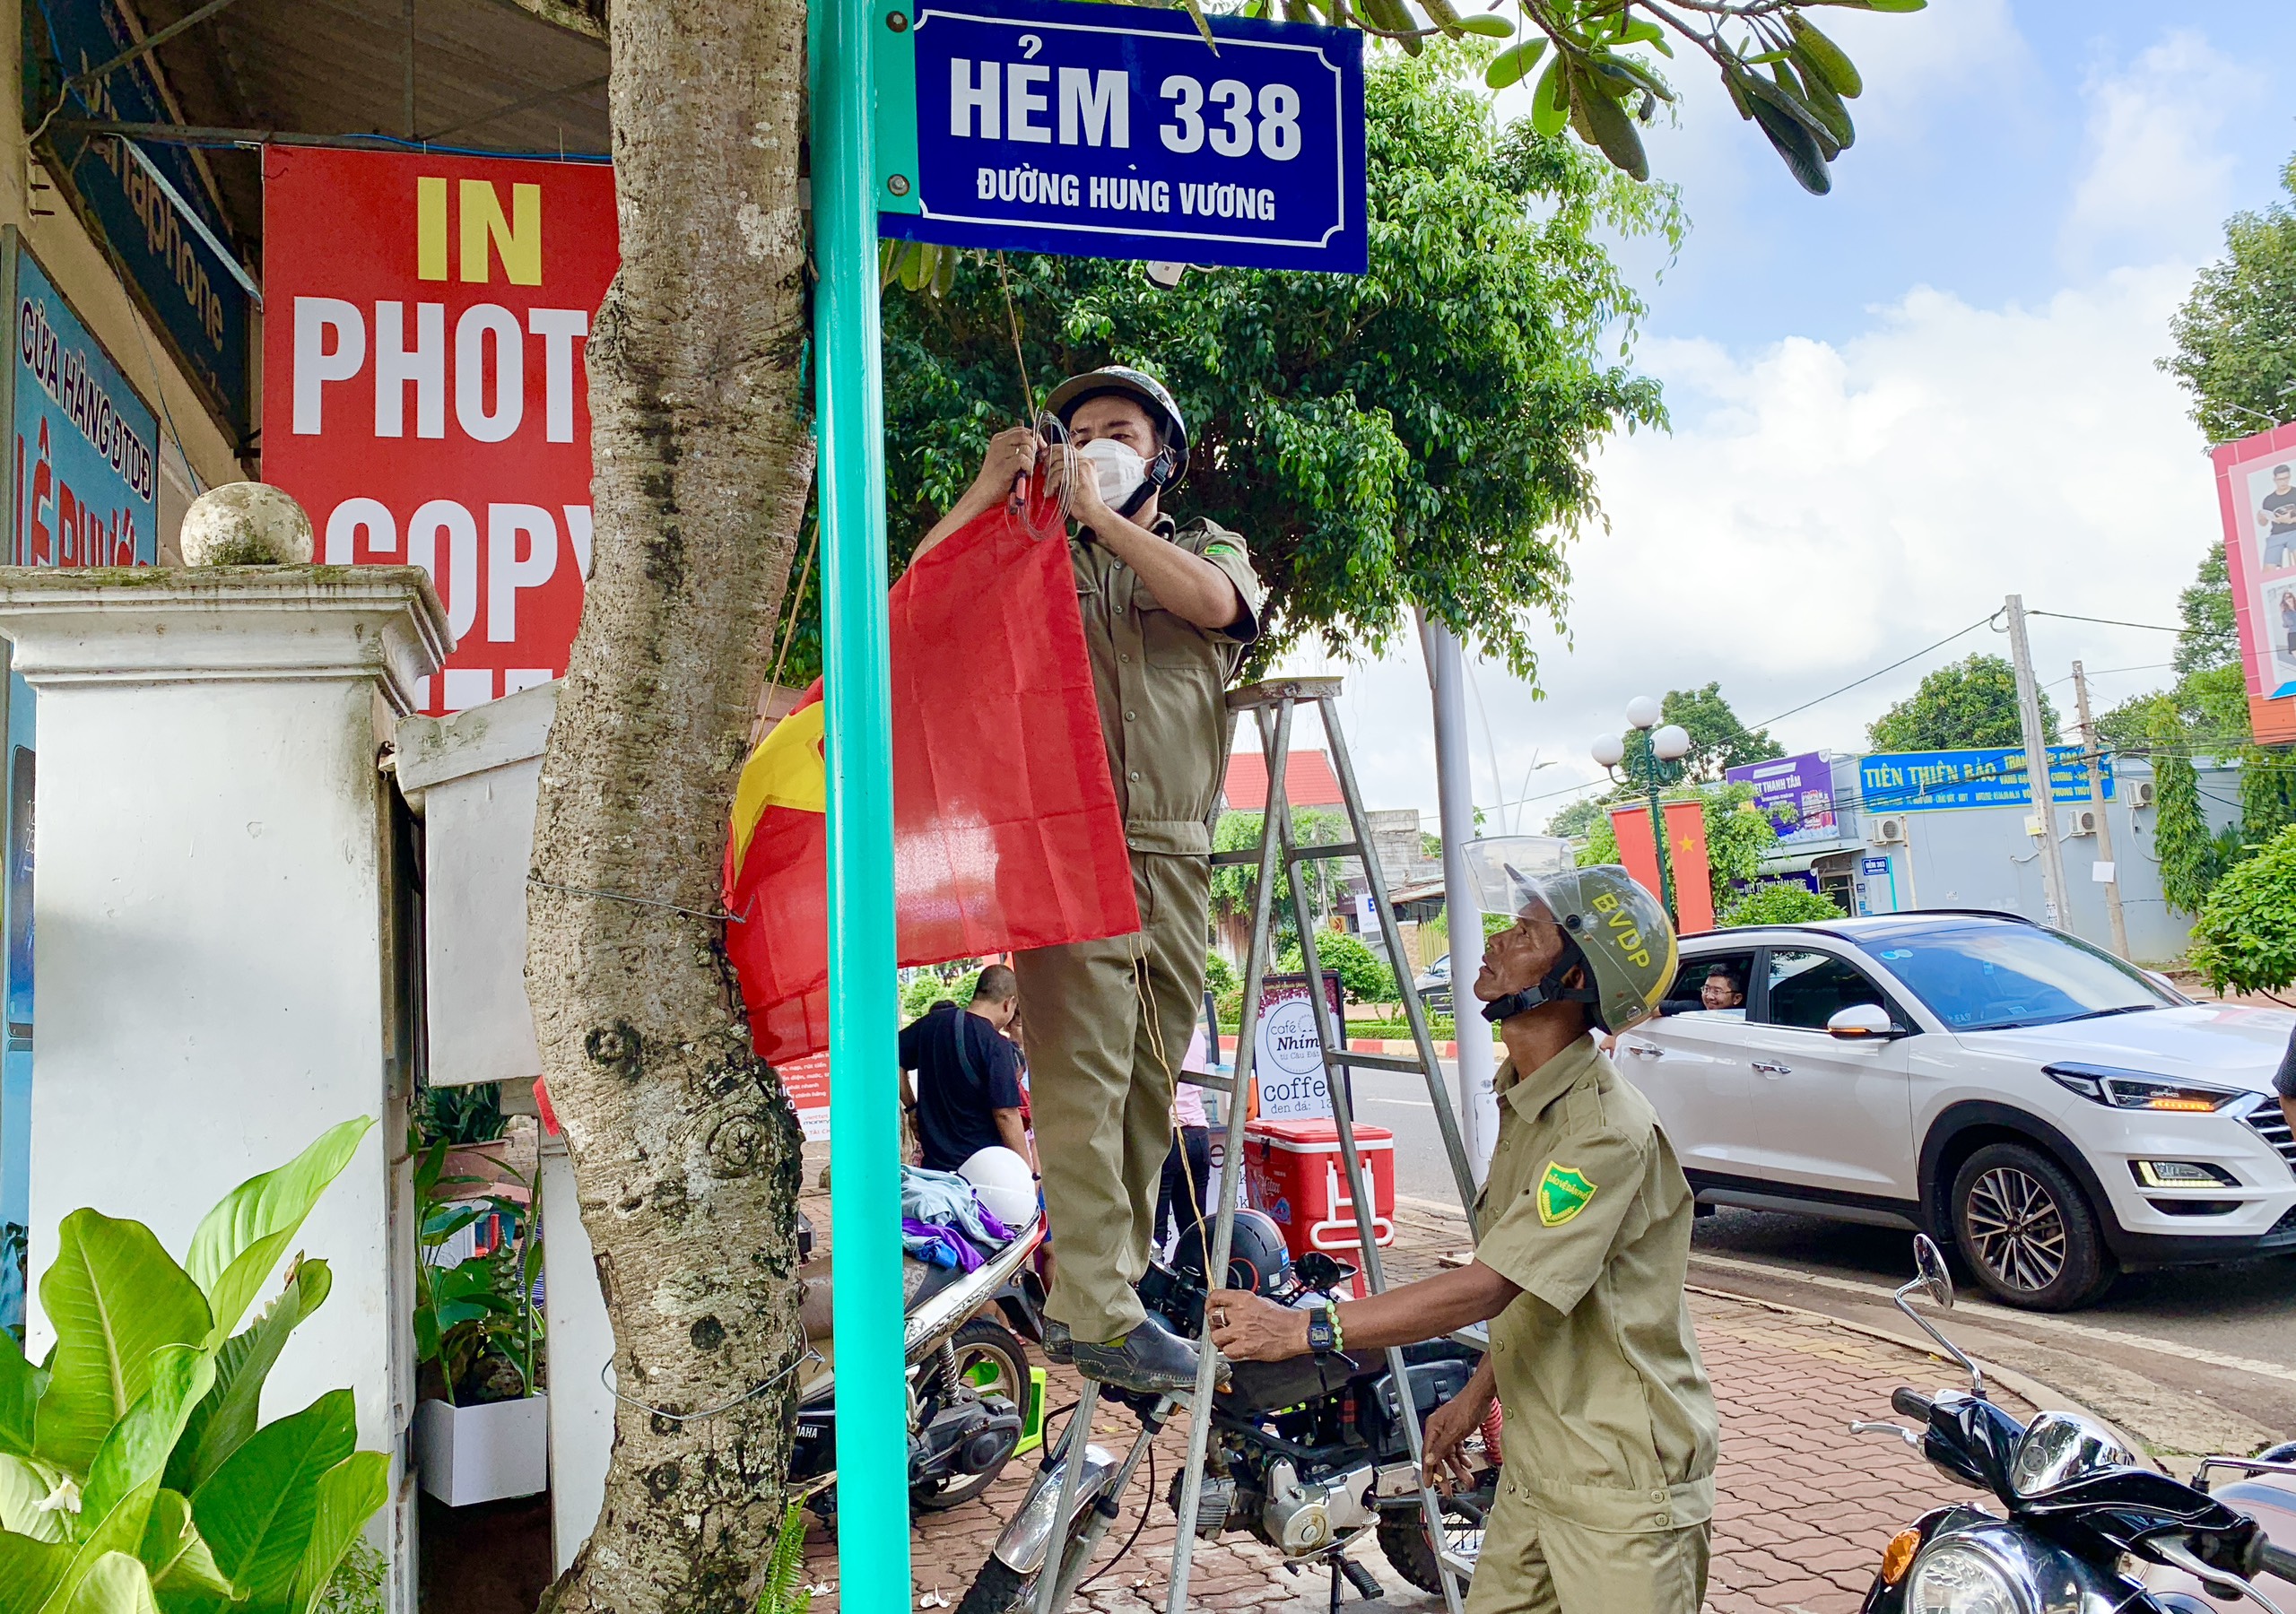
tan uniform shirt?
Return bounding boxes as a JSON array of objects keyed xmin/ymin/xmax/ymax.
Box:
[
  {"xmin": 1473, "ymin": 1036, "xmax": 1718, "ymax": 1535},
  {"xmin": 1069, "ymin": 516, "xmax": 1265, "ymax": 856}
]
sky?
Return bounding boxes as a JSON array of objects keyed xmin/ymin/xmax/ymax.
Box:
[{"xmin": 1285, "ymin": 0, "xmax": 2296, "ymax": 833}]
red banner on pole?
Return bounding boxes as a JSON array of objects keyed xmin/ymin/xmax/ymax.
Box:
[
  {"xmin": 262, "ymin": 148, "xmax": 618, "ymax": 716},
  {"xmin": 1607, "ymin": 800, "xmax": 1714, "ymax": 931}
]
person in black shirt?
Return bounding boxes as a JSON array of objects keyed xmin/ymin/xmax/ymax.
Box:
[
  {"xmin": 900, "ymin": 965, "xmax": 1034, "ymax": 1175},
  {"xmin": 2261, "ymin": 465, "xmax": 2296, "ymax": 568}
]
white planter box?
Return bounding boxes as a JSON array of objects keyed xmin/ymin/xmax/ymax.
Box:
[{"xmin": 414, "ymin": 1394, "xmax": 550, "ymax": 1506}]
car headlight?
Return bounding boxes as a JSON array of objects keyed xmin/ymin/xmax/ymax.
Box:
[
  {"xmin": 2043, "ymin": 1063, "xmax": 2244, "ymax": 1113},
  {"xmin": 1906, "ymin": 1540, "xmax": 2034, "ymax": 1614}
]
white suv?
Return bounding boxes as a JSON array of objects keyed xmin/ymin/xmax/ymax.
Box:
[{"xmin": 1615, "ymin": 911, "xmax": 2296, "ymax": 1310}]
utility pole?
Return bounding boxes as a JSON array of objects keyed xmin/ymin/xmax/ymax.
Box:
[
  {"xmin": 1419, "ymin": 611, "xmax": 1497, "ymax": 1182},
  {"xmin": 2004, "ymin": 595, "xmax": 2071, "ymax": 931},
  {"xmin": 2072, "ymin": 660, "xmax": 2131, "ymax": 958}
]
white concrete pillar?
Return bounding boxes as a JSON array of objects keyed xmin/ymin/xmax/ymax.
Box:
[{"xmin": 0, "ymin": 566, "xmax": 448, "ymax": 1614}]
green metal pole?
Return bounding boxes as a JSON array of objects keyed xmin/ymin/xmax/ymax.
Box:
[
  {"xmin": 813, "ymin": 0, "xmax": 909, "ymax": 1601},
  {"xmin": 1638, "ymin": 733, "xmax": 1676, "ymax": 919}
]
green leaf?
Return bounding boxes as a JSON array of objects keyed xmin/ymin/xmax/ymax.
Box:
[
  {"xmin": 36, "ymin": 1213, "xmax": 213, "ymax": 1476},
  {"xmin": 1529, "ymin": 55, "xmax": 1570, "ymax": 136},
  {"xmin": 1483, "ymin": 37, "xmax": 1545, "ymax": 89},
  {"xmin": 0, "ymin": 1532, "xmax": 70, "ymax": 1614},
  {"xmin": 187, "ymin": 1119, "xmax": 371, "ymax": 1344},
  {"xmin": 1457, "ymin": 13, "xmax": 1511, "ymax": 37},
  {"xmin": 1570, "ymin": 63, "xmax": 1649, "ymax": 180},
  {"xmin": 80, "ymin": 1350, "xmax": 215, "ymax": 1542},
  {"xmin": 0, "ymin": 1454, "xmax": 76, "ymax": 1542},
  {"xmin": 286, "ymin": 1454, "xmax": 387, "ymax": 1614},
  {"xmin": 1791, "ymin": 58, "xmax": 1856, "ymax": 150},
  {"xmin": 0, "ymin": 1334, "xmax": 47, "ymax": 1458},
  {"xmin": 61, "ymin": 1553, "xmax": 159, "ymax": 1614},
  {"xmin": 138, "ymin": 1491, "xmax": 231, "ymax": 1600},
  {"xmin": 1740, "ymin": 71, "xmax": 1834, "ymax": 194},
  {"xmin": 1813, "ymin": 0, "xmax": 1925, "ymax": 10},
  {"xmin": 190, "ymin": 1392, "xmax": 356, "ymax": 1609},
  {"xmin": 1787, "ymin": 15, "xmax": 1862, "ymax": 97},
  {"xmin": 166, "ymin": 1262, "xmax": 331, "ymax": 1499}
]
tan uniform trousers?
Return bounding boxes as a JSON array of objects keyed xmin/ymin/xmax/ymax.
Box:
[
  {"xmin": 1014, "ymin": 848, "xmax": 1208, "ymax": 1342},
  {"xmin": 1463, "ymin": 1478, "xmax": 1711, "ymax": 1614}
]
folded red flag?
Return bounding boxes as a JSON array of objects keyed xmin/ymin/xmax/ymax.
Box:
[{"xmin": 724, "ymin": 497, "xmax": 1142, "ymax": 1065}]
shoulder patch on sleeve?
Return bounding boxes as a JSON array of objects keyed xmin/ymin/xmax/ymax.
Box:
[{"xmin": 1536, "ymin": 1162, "xmax": 1598, "ymax": 1227}]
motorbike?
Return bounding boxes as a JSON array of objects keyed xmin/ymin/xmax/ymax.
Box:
[
  {"xmin": 956, "ymin": 1213, "xmax": 1493, "ymax": 1614},
  {"xmin": 787, "ymin": 1206, "xmax": 1049, "ymax": 1527},
  {"xmin": 1854, "ymin": 1233, "xmax": 2296, "ymax": 1614}
]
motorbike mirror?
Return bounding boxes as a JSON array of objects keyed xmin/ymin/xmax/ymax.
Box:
[
  {"xmin": 1896, "ymin": 1235, "xmax": 1985, "ymax": 1400},
  {"xmin": 1911, "ymin": 1234, "xmax": 1955, "ymax": 1310},
  {"xmin": 1292, "ymin": 1252, "xmax": 1356, "ymax": 1292}
]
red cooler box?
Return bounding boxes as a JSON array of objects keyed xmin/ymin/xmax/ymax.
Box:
[{"xmin": 1242, "ymin": 1118, "xmax": 1396, "ymax": 1263}]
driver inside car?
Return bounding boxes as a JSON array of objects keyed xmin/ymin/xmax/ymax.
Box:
[{"xmin": 1211, "ymin": 863, "xmax": 1719, "ymax": 1614}]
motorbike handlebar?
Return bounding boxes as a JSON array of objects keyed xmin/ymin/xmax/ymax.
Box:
[
  {"xmin": 1891, "ymin": 1387, "xmax": 1935, "ymax": 1423},
  {"xmin": 2257, "ymin": 1540, "xmax": 2296, "ymax": 1589}
]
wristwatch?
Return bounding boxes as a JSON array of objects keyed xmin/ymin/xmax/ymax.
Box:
[{"xmin": 1305, "ymin": 1302, "xmax": 1338, "ymax": 1359}]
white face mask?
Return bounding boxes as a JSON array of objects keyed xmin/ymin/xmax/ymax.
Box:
[{"xmin": 1075, "ymin": 438, "xmax": 1149, "ymax": 510}]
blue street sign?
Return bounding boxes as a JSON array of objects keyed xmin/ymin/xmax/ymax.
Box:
[{"xmin": 874, "ymin": 0, "xmax": 1366, "ymax": 273}]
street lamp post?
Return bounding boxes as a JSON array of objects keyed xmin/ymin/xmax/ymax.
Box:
[{"xmin": 1591, "ymin": 697, "xmax": 1692, "ymax": 919}]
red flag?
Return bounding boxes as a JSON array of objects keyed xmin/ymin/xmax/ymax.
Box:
[{"xmin": 725, "ymin": 498, "xmax": 1141, "ymax": 1064}]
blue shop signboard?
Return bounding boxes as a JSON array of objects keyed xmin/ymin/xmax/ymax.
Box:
[
  {"xmin": 1859, "ymin": 746, "xmax": 2114, "ymax": 814},
  {"xmin": 25, "ymin": 0, "xmax": 254, "ymax": 434},
  {"xmin": 875, "ymin": 0, "xmax": 1366, "ymax": 273},
  {"xmin": 5, "ymin": 233, "xmax": 160, "ymax": 567}
]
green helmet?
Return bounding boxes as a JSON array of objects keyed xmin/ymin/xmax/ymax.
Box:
[{"xmin": 1463, "ymin": 841, "xmax": 1676, "ymax": 1034}]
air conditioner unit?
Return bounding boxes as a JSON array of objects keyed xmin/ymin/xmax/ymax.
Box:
[
  {"xmin": 1869, "ymin": 815, "xmax": 1908, "ymax": 846},
  {"xmin": 2130, "ymin": 779, "xmax": 2156, "ymax": 810},
  {"xmin": 2065, "ymin": 807, "xmax": 2099, "ymax": 837}
]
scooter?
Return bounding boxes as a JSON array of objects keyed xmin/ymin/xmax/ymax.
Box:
[
  {"xmin": 1854, "ymin": 1234, "xmax": 2296, "ymax": 1613},
  {"xmin": 788, "ymin": 1207, "xmax": 1049, "ymax": 1528},
  {"xmin": 956, "ymin": 1213, "xmax": 1492, "ymax": 1614}
]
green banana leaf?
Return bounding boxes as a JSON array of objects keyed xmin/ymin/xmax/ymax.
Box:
[
  {"xmin": 188, "ymin": 1392, "xmax": 355, "ymax": 1609},
  {"xmin": 286, "ymin": 1454, "xmax": 387, "ymax": 1614},
  {"xmin": 0, "ymin": 1338, "xmax": 45, "ymax": 1459},
  {"xmin": 137, "ymin": 1490, "xmax": 232, "ymax": 1601},
  {"xmin": 187, "ymin": 1120, "xmax": 371, "ymax": 1345},
  {"xmin": 0, "ymin": 1532, "xmax": 70, "ymax": 1614},
  {"xmin": 60, "ymin": 1552, "xmax": 159, "ymax": 1614},
  {"xmin": 165, "ymin": 1262, "xmax": 332, "ymax": 1500},
  {"xmin": 0, "ymin": 1454, "xmax": 74, "ymax": 1542},
  {"xmin": 35, "ymin": 1214, "xmax": 213, "ymax": 1476},
  {"xmin": 79, "ymin": 1349, "xmax": 217, "ymax": 1540}
]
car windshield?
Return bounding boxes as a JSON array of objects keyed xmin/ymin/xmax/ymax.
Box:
[{"xmin": 1864, "ymin": 924, "xmax": 2178, "ymax": 1031}]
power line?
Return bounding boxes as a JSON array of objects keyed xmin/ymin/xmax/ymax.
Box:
[
  {"xmin": 1752, "ymin": 613, "xmax": 1998, "ymax": 729},
  {"xmin": 2027, "ymin": 610, "xmax": 2182, "ymax": 634}
]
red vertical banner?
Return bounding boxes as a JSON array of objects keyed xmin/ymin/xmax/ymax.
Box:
[
  {"xmin": 262, "ymin": 149, "xmax": 619, "ymax": 716},
  {"xmin": 1607, "ymin": 801, "xmax": 1714, "ymax": 932},
  {"xmin": 1663, "ymin": 799, "xmax": 1715, "ymax": 933}
]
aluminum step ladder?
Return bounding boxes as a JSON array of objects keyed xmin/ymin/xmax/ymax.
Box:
[{"xmin": 1029, "ymin": 676, "xmax": 1488, "ymax": 1614}]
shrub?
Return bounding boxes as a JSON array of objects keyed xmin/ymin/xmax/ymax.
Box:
[
  {"xmin": 1203, "ymin": 950, "xmax": 1239, "ymax": 1000},
  {"xmin": 0, "ymin": 1121, "xmax": 390, "ymax": 1611},
  {"xmin": 1276, "ymin": 931, "xmax": 1397, "ymax": 1004},
  {"xmin": 1719, "ymin": 882, "xmax": 1845, "ymax": 929},
  {"xmin": 2188, "ymin": 823, "xmax": 2296, "ymax": 995}
]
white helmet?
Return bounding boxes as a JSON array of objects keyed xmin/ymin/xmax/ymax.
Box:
[{"xmin": 959, "ymin": 1146, "xmax": 1039, "ymax": 1231}]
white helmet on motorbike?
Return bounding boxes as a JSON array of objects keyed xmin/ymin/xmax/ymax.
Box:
[{"xmin": 959, "ymin": 1146, "xmax": 1039, "ymax": 1230}]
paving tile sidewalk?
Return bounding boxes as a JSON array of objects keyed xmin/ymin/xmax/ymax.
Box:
[{"xmin": 796, "ymin": 1184, "xmax": 2028, "ymax": 1614}]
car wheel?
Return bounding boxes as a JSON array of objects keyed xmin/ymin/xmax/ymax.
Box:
[{"xmin": 1950, "ymin": 1142, "xmax": 2114, "ymax": 1311}]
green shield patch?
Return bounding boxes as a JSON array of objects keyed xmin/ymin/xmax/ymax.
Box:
[{"xmin": 1536, "ymin": 1162, "xmax": 1597, "ymax": 1228}]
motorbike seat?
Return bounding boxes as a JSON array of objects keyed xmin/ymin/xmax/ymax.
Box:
[{"xmin": 798, "ymin": 1250, "xmax": 980, "ymax": 1341}]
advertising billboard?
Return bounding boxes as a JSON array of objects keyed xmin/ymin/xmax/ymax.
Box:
[
  {"xmin": 2208, "ymin": 419, "xmax": 2296, "ymax": 744},
  {"xmin": 1724, "ymin": 751, "xmax": 1837, "ymax": 843},
  {"xmin": 1252, "ymin": 971, "xmax": 1342, "ymax": 1121},
  {"xmin": 1859, "ymin": 746, "xmax": 2112, "ymax": 813},
  {"xmin": 262, "ymin": 150, "xmax": 618, "ymax": 716},
  {"xmin": 4, "ymin": 234, "xmax": 159, "ymax": 568}
]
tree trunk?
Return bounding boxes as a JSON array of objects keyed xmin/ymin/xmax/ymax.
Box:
[{"xmin": 526, "ymin": 0, "xmax": 814, "ymax": 1604}]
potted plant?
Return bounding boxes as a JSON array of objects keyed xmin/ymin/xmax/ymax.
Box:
[{"xmin": 408, "ymin": 1117, "xmax": 549, "ymax": 1507}]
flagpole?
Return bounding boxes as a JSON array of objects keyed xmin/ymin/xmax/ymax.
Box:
[{"xmin": 813, "ymin": 0, "xmax": 909, "ymax": 1602}]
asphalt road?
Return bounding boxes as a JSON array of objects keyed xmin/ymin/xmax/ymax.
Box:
[{"xmin": 1350, "ymin": 1056, "xmax": 2296, "ymax": 1460}]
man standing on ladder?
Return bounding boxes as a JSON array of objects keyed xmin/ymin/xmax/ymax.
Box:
[
  {"xmin": 1212, "ymin": 864, "xmax": 1719, "ymax": 1613},
  {"xmin": 914, "ymin": 365, "xmax": 1263, "ymax": 1393}
]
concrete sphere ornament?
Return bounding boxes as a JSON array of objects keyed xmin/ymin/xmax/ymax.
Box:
[{"xmin": 179, "ymin": 482, "xmax": 316, "ymax": 567}]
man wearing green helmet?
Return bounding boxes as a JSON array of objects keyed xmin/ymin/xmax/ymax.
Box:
[
  {"xmin": 1212, "ymin": 863, "xmax": 1718, "ymax": 1614},
  {"xmin": 915, "ymin": 365, "xmax": 1264, "ymax": 1394}
]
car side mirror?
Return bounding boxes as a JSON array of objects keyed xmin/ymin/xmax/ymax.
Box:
[{"xmin": 1826, "ymin": 1003, "xmax": 1900, "ymax": 1039}]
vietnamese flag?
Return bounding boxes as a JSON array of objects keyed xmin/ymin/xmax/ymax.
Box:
[{"xmin": 724, "ymin": 496, "xmax": 1141, "ymax": 1065}]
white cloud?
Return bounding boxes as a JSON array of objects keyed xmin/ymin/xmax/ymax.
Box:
[
  {"xmin": 1310, "ymin": 265, "xmax": 2223, "ymax": 830},
  {"xmin": 2060, "ymin": 30, "xmax": 2257, "ymax": 272}
]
